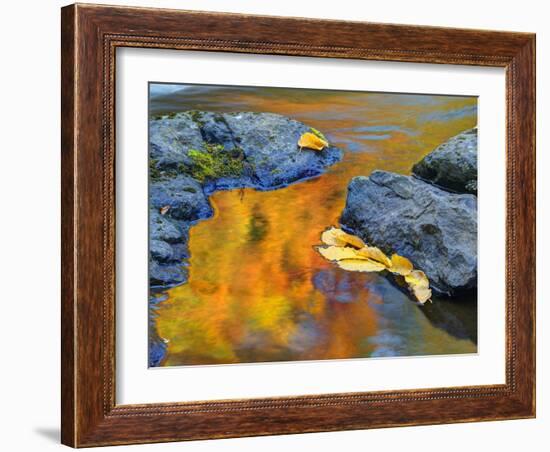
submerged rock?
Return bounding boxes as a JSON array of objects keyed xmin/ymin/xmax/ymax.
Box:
[
  {"xmin": 412, "ymin": 128, "xmax": 477, "ymax": 194},
  {"xmin": 149, "ymin": 260, "xmax": 188, "ymax": 287},
  {"xmin": 149, "ymin": 295, "xmax": 169, "ymax": 367},
  {"xmin": 148, "ymin": 111, "xmax": 343, "ymax": 289},
  {"xmin": 340, "ymin": 170, "xmax": 477, "ymax": 296}
]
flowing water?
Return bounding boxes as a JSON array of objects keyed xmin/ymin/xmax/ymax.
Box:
[{"xmin": 150, "ymin": 84, "xmax": 478, "ymax": 366}]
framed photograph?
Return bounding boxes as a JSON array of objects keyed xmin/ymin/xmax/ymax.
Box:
[{"xmin": 61, "ymin": 3, "xmax": 535, "ymax": 447}]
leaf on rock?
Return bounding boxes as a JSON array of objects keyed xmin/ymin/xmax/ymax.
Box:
[
  {"xmin": 160, "ymin": 205, "xmax": 171, "ymax": 215},
  {"xmin": 320, "ymin": 227, "xmax": 365, "ymax": 249},
  {"xmin": 389, "ymin": 254, "xmax": 413, "ymax": 276},
  {"xmin": 336, "ymin": 259, "xmax": 387, "ymax": 273},
  {"xmin": 298, "ymin": 132, "xmax": 328, "ymax": 151},
  {"xmin": 309, "ymin": 127, "xmax": 328, "ymax": 143},
  {"xmin": 317, "ymin": 246, "xmax": 362, "ymax": 261},
  {"xmin": 357, "ymin": 246, "xmax": 392, "ymax": 267}
]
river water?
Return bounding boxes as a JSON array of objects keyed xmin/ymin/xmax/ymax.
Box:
[{"xmin": 150, "ymin": 84, "xmax": 478, "ymax": 366}]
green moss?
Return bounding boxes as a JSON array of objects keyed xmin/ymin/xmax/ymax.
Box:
[
  {"xmin": 149, "ymin": 158, "xmax": 162, "ymax": 181},
  {"xmin": 188, "ymin": 110, "xmax": 205, "ymax": 127},
  {"xmin": 270, "ymin": 168, "xmax": 282, "ymax": 175},
  {"xmin": 213, "ymin": 114, "xmax": 226, "ymax": 124},
  {"xmin": 187, "ymin": 149, "xmax": 216, "ymax": 180},
  {"xmin": 150, "ymin": 158, "xmax": 179, "ymax": 181},
  {"xmin": 309, "ymin": 127, "xmax": 328, "ymax": 143},
  {"xmin": 176, "ymin": 163, "xmax": 190, "ymax": 174},
  {"xmin": 185, "ymin": 143, "xmax": 245, "ymax": 183},
  {"xmin": 150, "ymin": 112, "xmax": 180, "ymax": 120}
]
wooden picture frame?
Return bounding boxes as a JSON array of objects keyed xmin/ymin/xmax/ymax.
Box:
[{"xmin": 61, "ymin": 3, "xmax": 536, "ymax": 447}]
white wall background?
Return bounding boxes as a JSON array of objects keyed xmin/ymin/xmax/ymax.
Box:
[{"xmin": 0, "ymin": 1, "xmax": 545, "ymax": 451}]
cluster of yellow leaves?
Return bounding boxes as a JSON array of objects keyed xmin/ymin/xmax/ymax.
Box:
[
  {"xmin": 298, "ymin": 132, "xmax": 328, "ymax": 151},
  {"xmin": 316, "ymin": 227, "xmax": 432, "ymax": 304}
]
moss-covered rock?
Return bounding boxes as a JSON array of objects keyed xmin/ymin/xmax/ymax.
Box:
[{"xmin": 149, "ymin": 111, "xmax": 342, "ymax": 191}]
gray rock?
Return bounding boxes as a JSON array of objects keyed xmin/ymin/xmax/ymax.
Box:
[
  {"xmin": 149, "ymin": 207, "xmax": 191, "ymax": 288},
  {"xmin": 198, "ymin": 111, "xmax": 238, "ymax": 150},
  {"xmin": 149, "ymin": 260, "xmax": 188, "ymax": 287},
  {"xmin": 149, "ymin": 208, "xmax": 187, "ymax": 243},
  {"xmin": 149, "ymin": 175, "xmax": 212, "ymax": 222},
  {"xmin": 222, "ymin": 112, "xmax": 342, "ymax": 188},
  {"xmin": 149, "ymin": 113, "xmax": 204, "ymax": 170},
  {"xmin": 412, "ymin": 128, "xmax": 477, "ymax": 194},
  {"xmin": 149, "ymin": 111, "xmax": 343, "ymax": 190},
  {"xmin": 170, "ymin": 243, "xmax": 190, "ymax": 260},
  {"xmin": 150, "ymin": 239, "xmax": 175, "ymax": 263},
  {"xmin": 340, "ymin": 171, "xmax": 477, "ymax": 295}
]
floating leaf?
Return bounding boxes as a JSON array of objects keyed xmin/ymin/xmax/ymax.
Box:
[
  {"xmin": 389, "ymin": 254, "xmax": 413, "ymax": 276},
  {"xmin": 405, "ymin": 270, "xmax": 432, "ymax": 304},
  {"xmin": 320, "ymin": 227, "xmax": 365, "ymax": 249},
  {"xmin": 411, "ymin": 286, "xmax": 432, "ymax": 304},
  {"xmin": 317, "ymin": 246, "xmax": 362, "ymax": 261},
  {"xmin": 357, "ymin": 246, "xmax": 392, "ymax": 267},
  {"xmin": 404, "ymin": 270, "xmax": 430, "ymax": 289},
  {"xmin": 298, "ymin": 132, "xmax": 328, "ymax": 151},
  {"xmin": 316, "ymin": 227, "xmax": 432, "ymax": 304},
  {"xmin": 160, "ymin": 205, "xmax": 171, "ymax": 215},
  {"xmin": 336, "ymin": 259, "xmax": 387, "ymax": 273}
]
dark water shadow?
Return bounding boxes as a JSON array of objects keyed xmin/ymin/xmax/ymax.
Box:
[
  {"xmin": 384, "ymin": 273, "xmax": 478, "ymax": 344},
  {"xmin": 419, "ymin": 292, "xmax": 478, "ymax": 344},
  {"xmin": 313, "ymin": 266, "xmax": 478, "ymax": 357},
  {"xmin": 383, "ymin": 273, "xmax": 478, "ymax": 344},
  {"xmin": 148, "ymin": 290, "xmax": 169, "ymax": 367},
  {"xmin": 34, "ymin": 427, "xmax": 59, "ymax": 443}
]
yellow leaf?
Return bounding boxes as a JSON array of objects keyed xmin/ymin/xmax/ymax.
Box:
[
  {"xmin": 389, "ymin": 254, "xmax": 413, "ymax": 276},
  {"xmin": 316, "ymin": 226, "xmax": 433, "ymax": 304},
  {"xmin": 336, "ymin": 259, "xmax": 387, "ymax": 273},
  {"xmin": 404, "ymin": 270, "xmax": 430, "ymax": 289},
  {"xmin": 317, "ymin": 246, "xmax": 361, "ymax": 261},
  {"xmin": 357, "ymin": 246, "xmax": 392, "ymax": 268},
  {"xmin": 411, "ymin": 286, "xmax": 432, "ymax": 304},
  {"xmin": 320, "ymin": 227, "xmax": 365, "ymax": 249},
  {"xmin": 405, "ymin": 270, "xmax": 431, "ymax": 303},
  {"xmin": 298, "ymin": 132, "xmax": 328, "ymax": 151}
]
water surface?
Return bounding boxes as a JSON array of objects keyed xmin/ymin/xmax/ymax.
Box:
[{"xmin": 150, "ymin": 84, "xmax": 477, "ymax": 366}]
